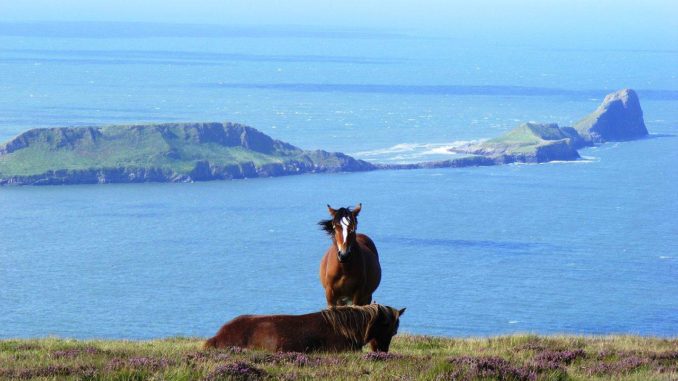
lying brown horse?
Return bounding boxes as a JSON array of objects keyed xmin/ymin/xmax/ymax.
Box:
[
  {"xmin": 204, "ymin": 304, "xmax": 405, "ymax": 352},
  {"xmin": 319, "ymin": 203, "xmax": 381, "ymax": 306}
]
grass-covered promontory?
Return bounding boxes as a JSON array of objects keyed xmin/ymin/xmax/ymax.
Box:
[
  {"xmin": 449, "ymin": 123, "xmax": 583, "ymax": 164},
  {"xmin": 449, "ymin": 89, "xmax": 648, "ymax": 164},
  {"xmin": 1, "ymin": 335, "xmax": 677, "ymax": 380},
  {"xmin": 0, "ymin": 122, "xmax": 374, "ymax": 185}
]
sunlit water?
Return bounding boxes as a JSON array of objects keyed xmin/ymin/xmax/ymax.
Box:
[{"xmin": 0, "ymin": 23, "xmax": 676, "ymax": 338}]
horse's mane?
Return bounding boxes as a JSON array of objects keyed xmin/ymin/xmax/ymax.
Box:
[
  {"xmin": 321, "ymin": 304, "xmax": 391, "ymax": 345},
  {"xmin": 318, "ymin": 207, "xmax": 354, "ymax": 236}
]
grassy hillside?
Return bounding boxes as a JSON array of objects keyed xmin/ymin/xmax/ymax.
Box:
[
  {"xmin": 448, "ymin": 123, "xmax": 581, "ymax": 163},
  {"xmin": 0, "ymin": 123, "xmax": 374, "ymax": 184},
  {"xmin": 0, "ymin": 123, "xmax": 302, "ymax": 176},
  {"xmin": 484, "ymin": 123, "xmax": 580, "ymax": 155},
  {"xmin": 1, "ymin": 335, "xmax": 676, "ymax": 380}
]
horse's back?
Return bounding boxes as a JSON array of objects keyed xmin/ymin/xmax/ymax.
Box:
[{"xmin": 205, "ymin": 313, "xmax": 328, "ymax": 352}]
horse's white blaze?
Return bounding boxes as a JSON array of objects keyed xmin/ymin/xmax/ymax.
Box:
[{"xmin": 339, "ymin": 217, "xmax": 350, "ymax": 251}]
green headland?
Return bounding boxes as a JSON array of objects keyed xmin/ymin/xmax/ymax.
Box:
[{"xmin": 0, "ymin": 122, "xmax": 374, "ymax": 185}]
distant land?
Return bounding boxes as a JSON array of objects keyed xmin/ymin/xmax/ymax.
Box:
[
  {"xmin": 0, "ymin": 89, "xmax": 648, "ymax": 185},
  {"xmin": 447, "ymin": 88, "xmax": 648, "ymax": 164}
]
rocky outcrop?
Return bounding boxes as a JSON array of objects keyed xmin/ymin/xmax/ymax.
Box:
[
  {"xmin": 574, "ymin": 88, "xmax": 648, "ymax": 143},
  {"xmin": 447, "ymin": 89, "xmax": 649, "ymax": 164},
  {"xmin": 377, "ymin": 155, "xmax": 497, "ymax": 170}
]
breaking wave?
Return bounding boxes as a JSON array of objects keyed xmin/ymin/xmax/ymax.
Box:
[{"xmin": 352, "ymin": 141, "xmax": 483, "ymax": 163}]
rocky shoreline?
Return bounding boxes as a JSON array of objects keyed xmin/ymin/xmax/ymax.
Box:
[{"xmin": 0, "ymin": 158, "xmax": 375, "ymax": 186}]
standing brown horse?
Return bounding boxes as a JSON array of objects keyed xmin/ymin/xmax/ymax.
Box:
[
  {"xmin": 204, "ymin": 304, "xmax": 405, "ymax": 352},
  {"xmin": 319, "ymin": 203, "xmax": 381, "ymax": 306}
]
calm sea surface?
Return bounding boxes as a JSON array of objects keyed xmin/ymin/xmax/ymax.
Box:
[{"xmin": 0, "ymin": 23, "xmax": 676, "ymax": 338}]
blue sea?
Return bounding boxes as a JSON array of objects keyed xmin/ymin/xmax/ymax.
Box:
[{"xmin": 0, "ymin": 22, "xmax": 676, "ymax": 339}]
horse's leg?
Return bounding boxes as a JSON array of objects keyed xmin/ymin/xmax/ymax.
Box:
[
  {"xmin": 353, "ymin": 292, "xmax": 372, "ymax": 306},
  {"xmin": 325, "ymin": 288, "xmax": 338, "ymax": 307}
]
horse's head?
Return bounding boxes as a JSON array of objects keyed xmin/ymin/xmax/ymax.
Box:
[
  {"xmin": 320, "ymin": 203, "xmax": 361, "ymax": 263},
  {"xmin": 366, "ymin": 305, "xmax": 406, "ymax": 352}
]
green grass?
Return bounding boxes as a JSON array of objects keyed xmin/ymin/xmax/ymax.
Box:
[
  {"xmin": 1, "ymin": 335, "xmax": 676, "ymax": 380},
  {"xmin": 0, "ymin": 124, "xmax": 304, "ymax": 177},
  {"xmin": 0, "ymin": 141, "xmax": 288, "ymax": 176},
  {"xmin": 478, "ymin": 123, "xmax": 581, "ymax": 156},
  {"xmin": 485, "ymin": 123, "xmax": 565, "ymax": 151}
]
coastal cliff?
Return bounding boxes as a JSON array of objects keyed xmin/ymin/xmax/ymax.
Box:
[
  {"xmin": 574, "ymin": 88, "xmax": 648, "ymax": 143},
  {"xmin": 0, "ymin": 122, "xmax": 375, "ymax": 185}
]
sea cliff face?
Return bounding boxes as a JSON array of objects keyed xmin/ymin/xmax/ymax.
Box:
[
  {"xmin": 0, "ymin": 122, "xmax": 375, "ymax": 185},
  {"xmin": 574, "ymin": 89, "xmax": 648, "ymax": 143}
]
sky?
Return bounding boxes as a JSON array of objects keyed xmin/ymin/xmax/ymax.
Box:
[{"xmin": 0, "ymin": 0, "xmax": 677, "ymax": 47}]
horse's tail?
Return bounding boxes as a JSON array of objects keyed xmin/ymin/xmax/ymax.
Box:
[{"xmin": 203, "ymin": 337, "xmax": 217, "ymax": 349}]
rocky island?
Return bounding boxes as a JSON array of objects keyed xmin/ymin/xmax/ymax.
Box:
[
  {"xmin": 448, "ymin": 88, "xmax": 648, "ymax": 163},
  {"xmin": 0, "ymin": 89, "xmax": 649, "ymax": 185}
]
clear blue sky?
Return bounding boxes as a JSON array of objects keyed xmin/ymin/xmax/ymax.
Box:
[{"xmin": 1, "ymin": 0, "xmax": 676, "ymax": 46}]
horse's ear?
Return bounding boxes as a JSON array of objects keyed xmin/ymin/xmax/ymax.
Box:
[
  {"xmin": 353, "ymin": 203, "xmax": 362, "ymax": 217},
  {"xmin": 398, "ymin": 308, "xmax": 406, "ymax": 317},
  {"xmin": 327, "ymin": 204, "xmax": 336, "ymax": 217}
]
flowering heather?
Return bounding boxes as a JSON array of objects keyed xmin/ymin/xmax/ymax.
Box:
[
  {"xmin": 105, "ymin": 356, "xmax": 172, "ymax": 371},
  {"xmin": 203, "ymin": 361, "xmax": 265, "ymax": 381},
  {"xmin": 649, "ymin": 350, "xmax": 678, "ymax": 361},
  {"xmin": 50, "ymin": 349, "xmax": 81, "ymax": 359},
  {"xmin": 247, "ymin": 351, "xmax": 316, "ymax": 366},
  {"xmin": 527, "ymin": 359, "xmax": 564, "ymax": 374},
  {"xmin": 363, "ymin": 351, "xmax": 403, "ymax": 361},
  {"xmin": 447, "ymin": 355, "xmax": 537, "ymax": 381},
  {"xmin": 270, "ymin": 352, "xmax": 317, "ymax": 366},
  {"xmin": 532, "ymin": 349, "xmax": 586, "ymax": 365},
  {"xmin": 0, "ymin": 365, "xmax": 96, "ymax": 380},
  {"xmin": 582, "ymin": 354, "xmax": 648, "ymax": 376},
  {"xmin": 50, "ymin": 346, "xmax": 100, "ymax": 359}
]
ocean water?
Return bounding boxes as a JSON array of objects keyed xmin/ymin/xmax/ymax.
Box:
[{"xmin": 0, "ymin": 23, "xmax": 676, "ymax": 339}]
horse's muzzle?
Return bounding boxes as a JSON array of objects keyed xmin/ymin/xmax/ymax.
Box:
[{"xmin": 337, "ymin": 251, "xmax": 350, "ymax": 263}]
